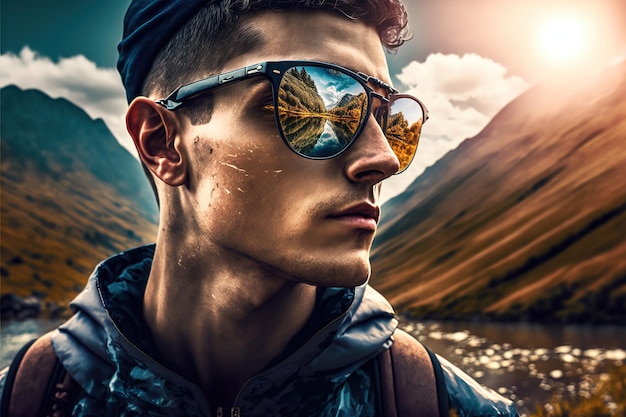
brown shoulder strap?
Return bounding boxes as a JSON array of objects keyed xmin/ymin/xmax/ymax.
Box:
[
  {"xmin": 4, "ymin": 331, "xmax": 79, "ymax": 417},
  {"xmin": 377, "ymin": 329, "xmax": 445, "ymax": 417}
]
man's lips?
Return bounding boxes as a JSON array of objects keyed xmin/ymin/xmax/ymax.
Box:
[{"xmin": 327, "ymin": 203, "xmax": 380, "ymax": 231}]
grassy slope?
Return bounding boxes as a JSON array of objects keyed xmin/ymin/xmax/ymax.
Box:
[
  {"xmin": 371, "ymin": 63, "xmax": 626, "ymax": 323},
  {"xmin": 528, "ymin": 365, "xmax": 626, "ymax": 417},
  {"xmin": 1, "ymin": 164, "xmax": 157, "ymax": 311}
]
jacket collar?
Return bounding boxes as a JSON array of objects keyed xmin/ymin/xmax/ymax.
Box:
[{"xmin": 54, "ymin": 244, "xmax": 397, "ymax": 415}]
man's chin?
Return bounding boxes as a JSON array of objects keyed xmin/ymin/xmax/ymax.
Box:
[{"xmin": 307, "ymin": 259, "xmax": 371, "ymax": 288}]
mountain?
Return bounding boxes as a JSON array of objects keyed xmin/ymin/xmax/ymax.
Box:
[
  {"xmin": 370, "ymin": 62, "xmax": 626, "ymax": 324},
  {"xmin": 1, "ymin": 85, "xmax": 157, "ymax": 215},
  {"xmin": 331, "ymin": 93, "xmax": 355, "ymax": 109},
  {"xmin": 1, "ymin": 85, "xmax": 158, "ymax": 314}
]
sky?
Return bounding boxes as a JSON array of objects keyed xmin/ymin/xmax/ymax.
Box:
[{"xmin": 2, "ymin": 0, "xmax": 625, "ymax": 203}]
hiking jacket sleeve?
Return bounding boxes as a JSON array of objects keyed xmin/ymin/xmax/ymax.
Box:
[{"xmin": 439, "ymin": 355, "xmax": 520, "ymax": 416}]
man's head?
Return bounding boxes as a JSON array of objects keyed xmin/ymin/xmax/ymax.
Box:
[
  {"xmin": 120, "ymin": 1, "xmax": 423, "ymax": 288},
  {"xmin": 118, "ymin": 0, "xmax": 413, "ymax": 205}
]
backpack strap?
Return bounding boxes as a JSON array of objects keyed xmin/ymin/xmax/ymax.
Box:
[
  {"xmin": 424, "ymin": 344, "xmax": 451, "ymax": 416},
  {"xmin": 0, "ymin": 331, "xmax": 80, "ymax": 417},
  {"xmin": 377, "ymin": 329, "xmax": 450, "ymax": 417}
]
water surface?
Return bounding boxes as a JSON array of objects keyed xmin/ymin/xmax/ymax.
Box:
[
  {"xmin": 400, "ymin": 319, "xmax": 625, "ymax": 415},
  {"xmin": 1, "ymin": 318, "xmax": 623, "ymax": 415}
]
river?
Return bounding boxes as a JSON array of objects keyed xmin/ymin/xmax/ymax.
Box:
[
  {"xmin": 0, "ymin": 318, "xmax": 65, "ymax": 368},
  {"xmin": 399, "ymin": 319, "xmax": 625, "ymax": 415},
  {"xmin": 1, "ymin": 318, "xmax": 624, "ymax": 416}
]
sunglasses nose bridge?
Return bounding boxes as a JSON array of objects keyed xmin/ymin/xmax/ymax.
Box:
[
  {"xmin": 370, "ymin": 91, "xmax": 390, "ymax": 130},
  {"xmin": 373, "ymin": 105, "xmax": 388, "ymax": 132}
]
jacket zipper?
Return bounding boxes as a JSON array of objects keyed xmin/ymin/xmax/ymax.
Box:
[
  {"xmin": 100, "ymin": 279, "xmax": 358, "ymax": 417},
  {"xmin": 216, "ymin": 406, "xmax": 241, "ymax": 417},
  {"xmin": 229, "ymin": 293, "xmax": 356, "ymax": 411}
]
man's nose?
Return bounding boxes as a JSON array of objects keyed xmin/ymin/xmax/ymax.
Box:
[{"xmin": 343, "ymin": 115, "xmax": 400, "ymax": 184}]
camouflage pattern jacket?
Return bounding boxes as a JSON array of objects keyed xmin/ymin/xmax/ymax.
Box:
[{"xmin": 0, "ymin": 244, "xmax": 518, "ymax": 416}]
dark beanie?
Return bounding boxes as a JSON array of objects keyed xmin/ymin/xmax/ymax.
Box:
[{"xmin": 117, "ymin": 0, "xmax": 209, "ymax": 103}]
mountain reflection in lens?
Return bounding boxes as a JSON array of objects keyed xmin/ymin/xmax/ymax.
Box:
[
  {"xmin": 386, "ymin": 97, "xmax": 423, "ymax": 172},
  {"xmin": 276, "ymin": 65, "xmax": 424, "ymax": 173},
  {"xmin": 277, "ymin": 66, "xmax": 367, "ymax": 157}
]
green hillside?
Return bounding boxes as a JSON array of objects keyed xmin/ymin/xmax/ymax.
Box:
[{"xmin": 1, "ymin": 86, "xmax": 158, "ymax": 316}]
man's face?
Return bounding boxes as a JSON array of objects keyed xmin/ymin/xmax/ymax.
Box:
[{"xmin": 177, "ymin": 10, "xmax": 400, "ymax": 287}]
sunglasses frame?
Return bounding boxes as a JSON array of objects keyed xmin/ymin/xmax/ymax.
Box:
[{"xmin": 156, "ymin": 60, "xmax": 428, "ymax": 172}]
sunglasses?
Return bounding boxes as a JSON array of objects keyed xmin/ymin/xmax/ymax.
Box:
[{"xmin": 156, "ymin": 60, "xmax": 428, "ymax": 174}]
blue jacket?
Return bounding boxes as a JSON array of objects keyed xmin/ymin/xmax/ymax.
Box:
[{"xmin": 0, "ymin": 245, "xmax": 518, "ymax": 416}]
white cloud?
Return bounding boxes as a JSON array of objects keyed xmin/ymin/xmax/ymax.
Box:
[
  {"xmin": 0, "ymin": 48, "xmax": 530, "ymax": 204},
  {"xmin": 0, "ymin": 47, "xmax": 135, "ymax": 156},
  {"xmin": 323, "ymin": 85, "xmax": 342, "ymax": 106},
  {"xmin": 380, "ymin": 53, "xmax": 530, "ymax": 204}
]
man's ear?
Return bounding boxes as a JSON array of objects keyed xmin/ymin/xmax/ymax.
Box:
[{"xmin": 126, "ymin": 97, "xmax": 187, "ymax": 186}]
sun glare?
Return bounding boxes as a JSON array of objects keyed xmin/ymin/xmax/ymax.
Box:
[{"xmin": 536, "ymin": 15, "xmax": 588, "ymax": 62}]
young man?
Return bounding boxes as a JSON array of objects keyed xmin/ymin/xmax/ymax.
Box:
[{"xmin": 1, "ymin": 1, "xmax": 519, "ymax": 416}]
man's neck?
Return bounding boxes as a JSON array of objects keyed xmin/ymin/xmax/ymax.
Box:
[{"xmin": 142, "ymin": 242, "xmax": 317, "ymax": 410}]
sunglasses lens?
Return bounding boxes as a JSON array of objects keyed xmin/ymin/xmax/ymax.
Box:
[
  {"xmin": 386, "ymin": 97, "xmax": 424, "ymax": 173},
  {"xmin": 277, "ymin": 66, "xmax": 368, "ymax": 158}
]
